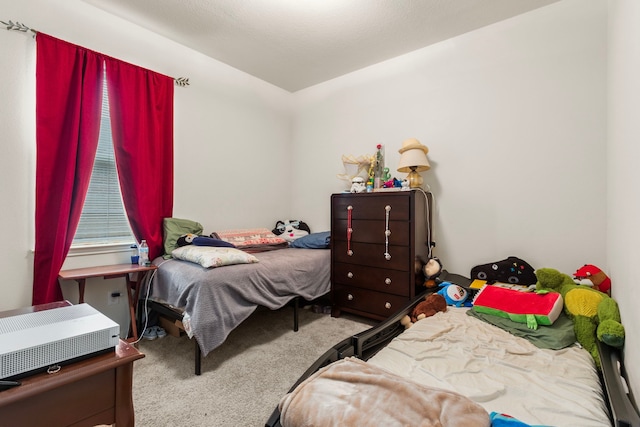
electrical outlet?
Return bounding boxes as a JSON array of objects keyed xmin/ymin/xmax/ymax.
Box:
[{"xmin": 108, "ymin": 291, "xmax": 121, "ymax": 306}]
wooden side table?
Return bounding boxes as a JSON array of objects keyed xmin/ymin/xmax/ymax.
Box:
[
  {"xmin": 58, "ymin": 263, "xmax": 158, "ymax": 343},
  {"xmin": 0, "ymin": 339, "xmax": 144, "ymax": 426}
]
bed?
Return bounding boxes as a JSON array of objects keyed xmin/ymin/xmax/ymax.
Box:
[
  {"xmin": 266, "ymin": 290, "xmax": 640, "ymax": 427},
  {"xmin": 142, "ymin": 224, "xmax": 332, "ymax": 375}
]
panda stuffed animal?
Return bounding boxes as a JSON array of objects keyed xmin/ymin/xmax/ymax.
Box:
[{"xmin": 272, "ymin": 220, "xmax": 311, "ymax": 242}]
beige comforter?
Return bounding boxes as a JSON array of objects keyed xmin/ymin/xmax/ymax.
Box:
[{"xmin": 278, "ymin": 357, "xmax": 490, "ymax": 427}]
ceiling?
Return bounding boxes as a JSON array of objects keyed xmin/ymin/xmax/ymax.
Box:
[{"xmin": 83, "ymin": 0, "xmax": 560, "ymax": 92}]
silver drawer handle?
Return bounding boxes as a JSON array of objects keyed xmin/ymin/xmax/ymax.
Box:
[
  {"xmin": 385, "ymin": 302, "xmax": 391, "ymax": 309},
  {"xmin": 348, "ymin": 294, "xmax": 354, "ymax": 301},
  {"xmin": 385, "ymin": 278, "xmax": 391, "ymax": 285},
  {"xmin": 347, "ymin": 272, "xmax": 354, "ymax": 279}
]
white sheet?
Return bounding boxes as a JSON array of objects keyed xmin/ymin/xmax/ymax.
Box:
[{"xmin": 367, "ymin": 308, "xmax": 610, "ymax": 427}]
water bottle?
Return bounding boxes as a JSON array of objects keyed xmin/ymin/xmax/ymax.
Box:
[
  {"xmin": 138, "ymin": 240, "xmax": 149, "ymax": 266},
  {"xmin": 130, "ymin": 244, "xmax": 139, "ymax": 264}
]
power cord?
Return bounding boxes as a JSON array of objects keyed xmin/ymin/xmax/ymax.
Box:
[
  {"xmin": 130, "ymin": 258, "xmax": 170, "ymax": 346},
  {"xmin": 414, "ymin": 186, "xmax": 435, "ymax": 259}
]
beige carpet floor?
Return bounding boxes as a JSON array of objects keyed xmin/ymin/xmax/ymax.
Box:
[{"xmin": 131, "ymin": 305, "xmax": 376, "ymax": 427}]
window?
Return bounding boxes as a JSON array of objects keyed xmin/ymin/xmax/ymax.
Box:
[{"xmin": 72, "ymin": 71, "xmax": 134, "ymax": 247}]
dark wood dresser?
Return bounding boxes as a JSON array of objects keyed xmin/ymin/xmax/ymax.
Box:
[{"xmin": 330, "ymin": 190, "xmax": 433, "ymax": 320}]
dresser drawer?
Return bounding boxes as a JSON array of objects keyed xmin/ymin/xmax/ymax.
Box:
[
  {"xmin": 332, "ymin": 193, "xmax": 410, "ymax": 221},
  {"xmin": 333, "ymin": 240, "xmax": 411, "ymax": 271},
  {"xmin": 332, "ymin": 218, "xmax": 410, "ymax": 244},
  {"xmin": 332, "ymin": 285, "xmax": 408, "ymax": 319},
  {"xmin": 332, "ymin": 262, "xmax": 411, "ymax": 297}
]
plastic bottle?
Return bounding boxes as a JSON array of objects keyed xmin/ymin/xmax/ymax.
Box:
[
  {"xmin": 138, "ymin": 240, "xmax": 149, "ymax": 266},
  {"xmin": 130, "ymin": 244, "xmax": 139, "ymax": 264}
]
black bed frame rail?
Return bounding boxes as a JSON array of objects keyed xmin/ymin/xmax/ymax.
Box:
[
  {"xmin": 145, "ymin": 297, "xmax": 301, "ymax": 376},
  {"xmin": 598, "ymin": 340, "xmax": 640, "ymax": 427}
]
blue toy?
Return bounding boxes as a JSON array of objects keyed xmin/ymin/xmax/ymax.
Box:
[{"xmin": 437, "ymin": 282, "xmax": 472, "ymax": 307}]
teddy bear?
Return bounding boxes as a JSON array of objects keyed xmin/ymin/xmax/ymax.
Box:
[
  {"xmin": 535, "ymin": 267, "xmax": 624, "ymax": 367},
  {"xmin": 400, "ymin": 293, "xmax": 447, "ymax": 329}
]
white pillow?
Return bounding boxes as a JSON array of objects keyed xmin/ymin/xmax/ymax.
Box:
[{"xmin": 171, "ymin": 245, "xmax": 258, "ymax": 268}]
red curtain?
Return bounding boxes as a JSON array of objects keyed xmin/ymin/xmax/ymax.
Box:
[
  {"xmin": 34, "ymin": 35, "xmax": 174, "ymax": 304},
  {"xmin": 34, "ymin": 33, "xmax": 104, "ymax": 304},
  {"xmin": 105, "ymin": 58, "xmax": 174, "ymax": 260}
]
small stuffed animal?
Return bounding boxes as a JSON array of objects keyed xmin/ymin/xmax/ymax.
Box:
[
  {"xmin": 536, "ymin": 267, "xmax": 624, "ymax": 367},
  {"xmin": 177, "ymin": 233, "xmax": 197, "ymax": 247},
  {"xmin": 272, "ymin": 220, "xmax": 311, "ymax": 242},
  {"xmin": 573, "ymin": 264, "xmax": 611, "ymax": 295},
  {"xmin": 350, "ymin": 177, "xmax": 366, "ymax": 193},
  {"xmin": 437, "ymin": 282, "xmax": 471, "ymax": 307},
  {"xmin": 423, "ymin": 257, "xmax": 443, "ymax": 288},
  {"xmin": 401, "ymin": 293, "xmax": 447, "ymax": 329}
]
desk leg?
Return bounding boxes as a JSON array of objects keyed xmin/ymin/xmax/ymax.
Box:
[
  {"xmin": 125, "ymin": 275, "xmax": 139, "ymax": 343},
  {"xmin": 114, "ymin": 361, "xmax": 136, "ymax": 427},
  {"xmin": 77, "ymin": 278, "xmax": 86, "ymax": 304}
]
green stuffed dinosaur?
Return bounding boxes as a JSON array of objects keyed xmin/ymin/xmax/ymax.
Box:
[{"xmin": 535, "ymin": 268, "xmax": 624, "ymax": 367}]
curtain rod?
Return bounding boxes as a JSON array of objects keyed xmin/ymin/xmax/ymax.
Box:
[{"xmin": 2, "ymin": 19, "xmax": 190, "ymax": 87}]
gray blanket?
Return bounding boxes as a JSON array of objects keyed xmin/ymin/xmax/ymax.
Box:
[{"xmin": 149, "ymin": 248, "xmax": 330, "ymax": 356}]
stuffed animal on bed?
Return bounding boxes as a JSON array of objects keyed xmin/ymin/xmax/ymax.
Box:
[
  {"xmin": 272, "ymin": 220, "xmax": 311, "ymax": 242},
  {"xmin": 437, "ymin": 282, "xmax": 471, "ymax": 307},
  {"xmin": 573, "ymin": 264, "xmax": 611, "ymax": 295},
  {"xmin": 400, "ymin": 293, "xmax": 447, "ymax": 329},
  {"xmin": 535, "ymin": 267, "xmax": 624, "ymax": 367},
  {"xmin": 422, "ymin": 257, "xmax": 443, "ymax": 289}
]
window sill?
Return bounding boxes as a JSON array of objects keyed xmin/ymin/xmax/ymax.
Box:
[{"xmin": 68, "ymin": 242, "xmax": 135, "ymax": 257}]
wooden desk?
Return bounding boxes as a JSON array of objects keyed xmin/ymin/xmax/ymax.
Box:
[
  {"xmin": 59, "ymin": 264, "xmax": 158, "ymax": 342},
  {"xmin": 0, "ymin": 339, "xmax": 144, "ymax": 427}
]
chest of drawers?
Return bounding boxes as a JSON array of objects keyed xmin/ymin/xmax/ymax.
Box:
[{"xmin": 330, "ymin": 190, "xmax": 432, "ymax": 320}]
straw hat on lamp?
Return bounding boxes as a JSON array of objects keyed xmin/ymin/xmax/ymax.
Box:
[{"xmin": 397, "ymin": 138, "xmax": 430, "ymax": 189}]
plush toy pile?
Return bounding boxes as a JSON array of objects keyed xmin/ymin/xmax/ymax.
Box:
[{"xmin": 535, "ymin": 267, "xmax": 624, "ymax": 366}]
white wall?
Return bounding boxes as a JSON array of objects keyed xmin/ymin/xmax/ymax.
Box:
[
  {"xmin": 608, "ymin": 0, "xmax": 640, "ymax": 403},
  {"xmin": 291, "ymin": 0, "xmax": 607, "ymax": 277},
  {"xmin": 0, "ymin": 0, "xmax": 292, "ymax": 327}
]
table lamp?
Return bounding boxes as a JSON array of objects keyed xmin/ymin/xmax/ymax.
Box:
[{"xmin": 397, "ymin": 138, "xmax": 430, "ymax": 189}]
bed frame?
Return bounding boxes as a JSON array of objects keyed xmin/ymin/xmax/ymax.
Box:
[
  {"xmin": 145, "ymin": 297, "xmax": 303, "ymax": 376},
  {"xmin": 265, "ymin": 290, "xmax": 640, "ymax": 427}
]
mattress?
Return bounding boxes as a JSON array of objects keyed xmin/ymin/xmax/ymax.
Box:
[
  {"xmin": 366, "ymin": 308, "xmax": 610, "ymax": 426},
  {"xmin": 149, "ymin": 248, "xmax": 330, "ymax": 356}
]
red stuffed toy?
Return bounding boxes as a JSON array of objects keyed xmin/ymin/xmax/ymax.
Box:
[{"xmin": 574, "ymin": 264, "xmax": 611, "ymax": 295}]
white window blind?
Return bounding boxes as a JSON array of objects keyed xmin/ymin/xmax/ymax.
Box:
[{"xmin": 72, "ymin": 71, "xmax": 134, "ymax": 246}]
